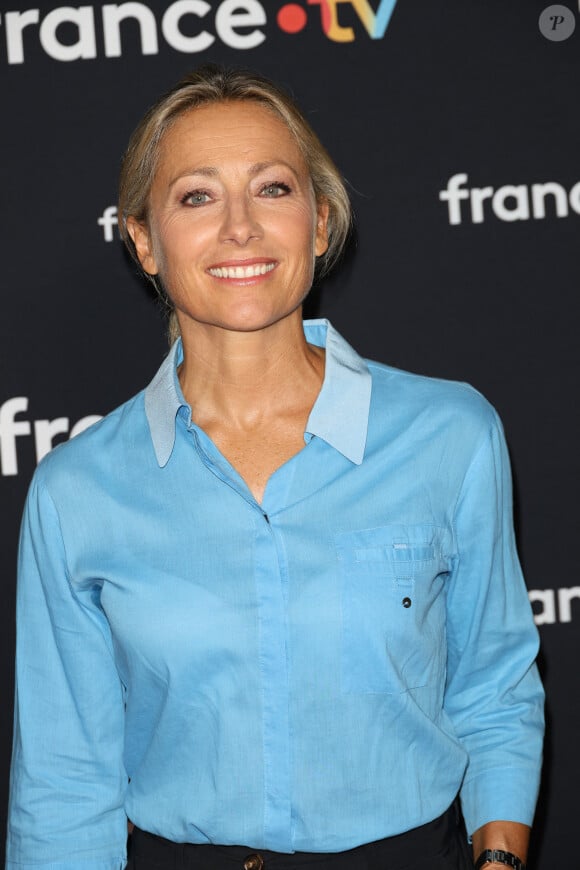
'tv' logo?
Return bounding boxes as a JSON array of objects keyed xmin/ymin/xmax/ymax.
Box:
[{"xmin": 279, "ymin": 0, "xmax": 399, "ymax": 42}]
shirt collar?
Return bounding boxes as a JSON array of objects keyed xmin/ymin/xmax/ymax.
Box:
[
  {"xmin": 144, "ymin": 338, "xmax": 188, "ymax": 468},
  {"xmin": 303, "ymin": 319, "xmax": 371, "ymax": 465},
  {"xmin": 145, "ymin": 318, "xmax": 371, "ymax": 468}
]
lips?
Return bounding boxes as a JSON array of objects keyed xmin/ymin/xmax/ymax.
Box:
[{"xmin": 207, "ymin": 261, "xmax": 277, "ymax": 279}]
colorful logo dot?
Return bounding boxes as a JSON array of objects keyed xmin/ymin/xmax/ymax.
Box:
[{"xmin": 277, "ymin": 3, "xmax": 308, "ymax": 34}]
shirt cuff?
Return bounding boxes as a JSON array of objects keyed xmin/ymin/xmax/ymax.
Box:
[{"xmin": 460, "ymin": 767, "xmax": 541, "ymax": 835}]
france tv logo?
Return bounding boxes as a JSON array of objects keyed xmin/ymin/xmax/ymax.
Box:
[
  {"xmin": 277, "ymin": 0, "xmax": 399, "ymax": 42},
  {"xmin": 0, "ymin": 1, "xmax": 399, "ymax": 65}
]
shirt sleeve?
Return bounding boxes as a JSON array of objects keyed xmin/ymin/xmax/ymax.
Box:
[
  {"xmin": 6, "ymin": 470, "xmax": 128, "ymax": 869},
  {"xmin": 444, "ymin": 409, "xmax": 544, "ymax": 836}
]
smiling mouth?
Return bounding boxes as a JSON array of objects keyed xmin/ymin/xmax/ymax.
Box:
[{"xmin": 207, "ymin": 262, "xmax": 277, "ymax": 279}]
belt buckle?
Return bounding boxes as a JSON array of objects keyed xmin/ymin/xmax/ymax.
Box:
[{"xmin": 243, "ymin": 853, "xmax": 265, "ymax": 870}]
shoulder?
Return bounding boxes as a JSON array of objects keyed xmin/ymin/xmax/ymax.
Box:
[
  {"xmin": 366, "ymin": 358, "xmax": 498, "ymax": 432},
  {"xmin": 33, "ymin": 390, "xmax": 149, "ymax": 494},
  {"xmin": 366, "ymin": 357, "xmax": 490, "ymax": 411}
]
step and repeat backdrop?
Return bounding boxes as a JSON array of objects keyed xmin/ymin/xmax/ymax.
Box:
[{"xmin": 1, "ymin": 1, "xmax": 579, "ymax": 866}]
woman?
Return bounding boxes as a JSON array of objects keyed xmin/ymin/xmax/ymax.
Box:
[{"xmin": 7, "ymin": 66, "xmax": 543, "ymax": 870}]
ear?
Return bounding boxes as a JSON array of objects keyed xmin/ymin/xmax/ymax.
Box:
[
  {"xmin": 126, "ymin": 216, "xmax": 159, "ymax": 275},
  {"xmin": 314, "ymin": 199, "xmax": 330, "ymax": 257}
]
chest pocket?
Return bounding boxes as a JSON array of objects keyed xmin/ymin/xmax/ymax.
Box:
[{"xmin": 335, "ymin": 524, "xmax": 449, "ymax": 694}]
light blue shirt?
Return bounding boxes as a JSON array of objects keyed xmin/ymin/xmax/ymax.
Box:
[{"xmin": 7, "ymin": 320, "xmax": 544, "ymax": 869}]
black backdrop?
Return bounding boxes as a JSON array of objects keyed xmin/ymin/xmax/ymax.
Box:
[{"xmin": 1, "ymin": 1, "xmax": 579, "ymax": 866}]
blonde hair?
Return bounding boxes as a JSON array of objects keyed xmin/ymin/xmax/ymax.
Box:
[{"xmin": 118, "ymin": 64, "xmax": 352, "ymax": 343}]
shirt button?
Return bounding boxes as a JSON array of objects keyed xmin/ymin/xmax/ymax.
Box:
[
  {"xmin": 244, "ymin": 854, "xmax": 264, "ymax": 870},
  {"xmin": 402, "ymin": 597, "xmax": 412, "ymax": 608}
]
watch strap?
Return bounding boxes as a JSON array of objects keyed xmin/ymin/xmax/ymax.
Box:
[{"xmin": 474, "ymin": 849, "xmax": 526, "ymax": 870}]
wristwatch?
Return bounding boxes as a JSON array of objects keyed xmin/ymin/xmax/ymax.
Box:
[{"xmin": 474, "ymin": 850, "xmax": 526, "ymax": 870}]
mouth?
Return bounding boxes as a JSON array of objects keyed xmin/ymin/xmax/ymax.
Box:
[{"xmin": 207, "ymin": 261, "xmax": 277, "ymax": 280}]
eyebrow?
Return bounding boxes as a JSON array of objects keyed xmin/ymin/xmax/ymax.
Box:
[{"xmin": 168, "ymin": 160, "xmax": 299, "ymax": 189}]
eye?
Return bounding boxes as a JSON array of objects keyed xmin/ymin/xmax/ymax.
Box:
[
  {"xmin": 259, "ymin": 182, "xmax": 291, "ymax": 198},
  {"xmin": 181, "ymin": 190, "xmax": 211, "ymax": 206}
]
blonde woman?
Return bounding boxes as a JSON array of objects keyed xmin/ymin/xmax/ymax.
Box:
[{"xmin": 7, "ymin": 66, "xmax": 543, "ymax": 870}]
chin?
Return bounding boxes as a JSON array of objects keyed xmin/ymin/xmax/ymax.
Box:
[
  {"xmin": 218, "ymin": 303, "xmax": 303, "ymax": 333},
  {"xmin": 175, "ymin": 297, "xmax": 305, "ymax": 336}
]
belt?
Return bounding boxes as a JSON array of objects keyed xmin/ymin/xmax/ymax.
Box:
[{"xmin": 129, "ymin": 802, "xmax": 468, "ymax": 869}]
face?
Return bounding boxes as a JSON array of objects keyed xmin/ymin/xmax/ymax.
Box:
[{"xmin": 128, "ymin": 101, "xmax": 329, "ymax": 337}]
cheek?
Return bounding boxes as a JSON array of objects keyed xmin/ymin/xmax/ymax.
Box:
[
  {"xmin": 282, "ymin": 204, "xmax": 319, "ymax": 258},
  {"xmin": 151, "ymin": 218, "xmax": 190, "ymax": 276}
]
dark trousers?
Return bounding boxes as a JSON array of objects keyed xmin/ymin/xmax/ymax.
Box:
[{"xmin": 128, "ymin": 803, "xmax": 473, "ymax": 869}]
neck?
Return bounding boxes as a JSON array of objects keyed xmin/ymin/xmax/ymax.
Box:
[{"xmin": 176, "ymin": 311, "xmax": 324, "ymax": 428}]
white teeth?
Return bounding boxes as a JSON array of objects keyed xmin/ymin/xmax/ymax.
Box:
[{"xmin": 208, "ymin": 263, "xmax": 276, "ymax": 279}]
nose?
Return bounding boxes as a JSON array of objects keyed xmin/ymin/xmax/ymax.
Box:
[{"xmin": 219, "ymin": 194, "xmax": 262, "ymax": 246}]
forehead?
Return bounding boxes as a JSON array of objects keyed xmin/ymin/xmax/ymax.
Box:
[{"xmin": 156, "ymin": 100, "xmax": 306, "ymax": 173}]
